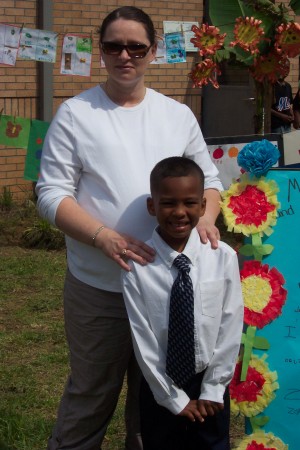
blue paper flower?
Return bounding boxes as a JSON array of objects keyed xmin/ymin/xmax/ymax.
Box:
[{"xmin": 237, "ymin": 139, "xmax": 280, "ymax": 177}]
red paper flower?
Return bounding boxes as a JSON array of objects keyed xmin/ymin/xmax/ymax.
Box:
[
  {"xmin": 188, "ymin": 59, "xmax": 221, "ymax": 88},
  {"xmin": 230, "ymin": 354, "xmax": 278, "ymax": 417},
  {"xmin": 230, "ymin": 16, "xmax": 265, "ymax": 54},
  {"xmin": 234, "ymin": 430, "xmax": 288, "ymax": 450},
  {"xmin": 250, "ymin": 51, "xmax": 290, "ymax": 83},
  {"xmin": 240, "ymin": 260, "xmax": 287, "ymax": 328},
  {"xmin": 221, "ymin": 176, "xmax": 279, "ymax": 236},
  {"xmin": 246, "ymin": 444, "xmax": 274, "ymax": 450},
  {"xmin": 246, "ymin": 443, "xmax": 276, "ymax": 450},
  {"xmin": 190, "ymin": 23, "xmax": 226, "ymax": 56},
  {"xmin": 275, "ymin": 22, "xmax": 300, "ymax": 58},
  {"xmin": 231, "ymin": 364, "xmax": 265, "ymax": 402},
  {"xmin": 229, "ymin": 185, "xmax": 275, "ymax": 227}
]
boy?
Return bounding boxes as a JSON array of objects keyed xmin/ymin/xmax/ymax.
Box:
[
  {"xmin": 271, "ymin": 71, "xmax": 294, "ymax": 134},
  {"xmin": 121, "ymin": 157, "xmax": 243, "ymax": 450}
]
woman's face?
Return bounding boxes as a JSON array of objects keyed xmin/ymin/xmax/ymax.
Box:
[{"xmin": 100, "ymin": 18, "xmax": 156, "ymax": 87}]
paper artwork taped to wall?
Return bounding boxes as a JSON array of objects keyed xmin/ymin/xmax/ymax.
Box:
[
  {"xmin": 0, "ymin": 23, "xmax": 21, "ymax": 66},
  {"xmin": 165, "ymin": 32, "xmax": 186, "ymax": 63},
  {"xmin": 17, "ymin": 27, "xmax": 58, "ymax": 63},
  {"xmin": 60, "ymin": 34, "xmax": 92, "ymax": 77},
  {"xmin": 151, "ymin": 35, "xmax": 167, "ymax": 64},
  {"xmin": 163, "ymin": 21, "xmax": 199, "ymax": 52}
]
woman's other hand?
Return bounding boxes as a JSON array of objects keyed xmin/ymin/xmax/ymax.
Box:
[{"xmin": 95, "ymin": 228, "xmax": 155, "ymax": 271}]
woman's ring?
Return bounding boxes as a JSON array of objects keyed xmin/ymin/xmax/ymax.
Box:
[{"xmin": 121, "ymin": 249, "xmax": 127, "ymax": 256}]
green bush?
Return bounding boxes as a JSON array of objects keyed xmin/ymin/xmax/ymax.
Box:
[
  {"xmin": 21, "ymin": 219, "xmax": 65, "ymax": 250},
  {"xmin": 0, "ymin": 187, "xmax": 14, "ymax": 211}
]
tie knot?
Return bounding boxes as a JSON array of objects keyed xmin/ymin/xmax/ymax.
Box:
[{"xmin": 173, "ymin": 254, "xmax": 190, "ymax": 273}]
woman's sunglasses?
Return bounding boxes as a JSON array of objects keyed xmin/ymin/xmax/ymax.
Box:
[{"xmin": 101, "ymin": 42, "xmax": 151, "ymax": 59}]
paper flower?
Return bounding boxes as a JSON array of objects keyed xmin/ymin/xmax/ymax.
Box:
[
  {"xmin": 221, "ymin": 175, "xmax": 279, "ymax": 236},
  {"xmin": 237, "ymin": 140, "xmax": 280, "ymax": 177},
  {"xmin": 230, "ymin": 354, "xmax": 278, "ymax": 417},
  {"xmin": 188, "ymin": 59, "xmax": 221, "ymax": 88},
  {"xmin": 190, "ymin": 23, "xmax": 226, "ymax": 56},
  {"xmin": 240, "ymin": 260, "xmax": 287, "ymax": 328},
  {"xmin": 250, "ymin": 51, "xmax": 290, "ymax": 83},
  {"xmin": 233, "ymin": 430, "xmax": 288, "ymax": 450},
  {"xmin": 230, "ymin": 16, "xmax": 265, "ymax": 54},
  {"xmin": 275, "ymin": 21, "xmax": 300, "ymax": 58}
]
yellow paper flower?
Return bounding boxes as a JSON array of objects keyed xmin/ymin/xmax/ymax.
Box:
[
  {"xmin": 230, "ymin": 354, "xmax": 279, "ymax": 417},
  {"xmin": 230, "ymin": 16, "xmax": 265, "ymax": 54},
  {"xmin": 190, "ymin": 23, "xmax": 226, "ymax": 56},
  {"xmin": 240, "ymin": 261, "xmax": 287, "ymax": 329},
  {"xmin": 188, "ymin": 59, "xmax": 221, "ymax": 89},
  {"xmin": 220, "ymin": 174, "xmax": 279, "ymax": 237},
  {"xmin": 250, "ymin": 51, "xmax": 290, "ymax": 83},
  {"xmin": 275, "ymin": 21, "xmax": 300, "ymax": 58},
  {"xmin": 233, "ymin": 430, "xmax": 288, "ymax": 450}
]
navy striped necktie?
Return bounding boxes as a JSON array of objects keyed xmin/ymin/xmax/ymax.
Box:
[{"xmin": 166, "ymin": 254, "xmax": 195, "ymax": 388}]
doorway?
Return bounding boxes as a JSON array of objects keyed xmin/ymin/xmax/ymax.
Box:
[{"xmin": 201, "ymin": 62, "xmax": 257, "ymax": 138}]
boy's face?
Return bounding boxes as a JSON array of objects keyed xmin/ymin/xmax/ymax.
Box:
[{"xmin": 147, "ymin": 175, "xmax": 206, "ymax": 252}]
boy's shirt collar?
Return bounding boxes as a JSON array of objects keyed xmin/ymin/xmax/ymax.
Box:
[{"xmin": 151, "ymin": 227, "xmax": 200, "ymax": 269}]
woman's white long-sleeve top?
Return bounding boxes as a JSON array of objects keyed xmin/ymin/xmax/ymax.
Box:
[{"xmin": 36, "ymin": 86, "xmax": 223, "ymax": 292}]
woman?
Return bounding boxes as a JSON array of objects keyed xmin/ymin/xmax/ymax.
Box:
[{"xmin": 36, "ymin": 6, "xmax": 223, "ymax": 450}]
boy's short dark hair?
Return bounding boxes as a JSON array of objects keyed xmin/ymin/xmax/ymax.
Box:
[{"xmin": 150, "ymin": 157, "xmax": 204, "ymax": 194}]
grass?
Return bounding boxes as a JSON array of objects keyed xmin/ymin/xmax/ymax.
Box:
[
  {"xmin": 0, "ymin": 204, "xmax": 244, "ymax": 450},
  {"xmin": 0, "ymin": 247, "xmax": 67, "ymax": 450}
]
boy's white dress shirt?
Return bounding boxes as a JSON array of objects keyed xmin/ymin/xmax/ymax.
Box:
[{"xmin": 121, "ymin": 228, "xmax": 243, "ymax": 415}]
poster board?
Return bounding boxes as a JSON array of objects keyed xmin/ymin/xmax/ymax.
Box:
[
  {"xmin": 206, "ymin": 134, "xmax": 284, "ymax": 189},
  {"xmin": 163, "ymin": 21, "xmax": 199, "ymax": 52},
  {"xmin": 282, "ymin": 130, "xmax": 300, "ymax": 167},
  {"xmin": 250, "ymin": 169, "xmax": 300, "ymax": 449}
]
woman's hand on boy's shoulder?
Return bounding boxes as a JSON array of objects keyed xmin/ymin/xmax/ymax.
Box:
[
  {"xmin": 178, "ymin": 399, "xmax": 224, "ymax": 422},
  {"xmin": 196, "ymin": 216, "xmax": 220, "ymax": 249}
]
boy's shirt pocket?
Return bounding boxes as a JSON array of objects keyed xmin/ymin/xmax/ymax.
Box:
[{"xmin": 199, "ymin": 280, "xmax": 224, "ymax": 318}]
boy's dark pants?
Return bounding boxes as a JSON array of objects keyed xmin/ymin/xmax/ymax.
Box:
[{"xmin": 140, "ymin": 372, "xmax": 230, "ymax": 450}]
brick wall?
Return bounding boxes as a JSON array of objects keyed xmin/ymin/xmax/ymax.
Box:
[{"xmin": 0, "ymin": 0, "xmax": 38, "ymax": 199}]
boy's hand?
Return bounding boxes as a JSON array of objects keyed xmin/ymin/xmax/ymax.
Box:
[
  {"xmin": 197, "ymin": 399, "xmax": 224, "ymax": 418},
  {"xmin": 178, "ymin": 399, "xmax": 224, "ymax": 422},
  {"xmin": 178, "ymin": 400, "xmax": 204, "ymax": 422}
]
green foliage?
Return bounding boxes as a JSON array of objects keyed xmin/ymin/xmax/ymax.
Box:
[
  {"xmin": 21, "ymin": 219, "xmax": 65, "ymax": 250},
  {"xmin": 289, "ymin": 0, "xmax": 300, "ymax": 15},
  {"xmin": 0, "ymin": 187, "xmax": 14, "ymax": 211},
  {"xmin": 0, "ymin": 196, "xmax": 65, "ymax": 250},
  {"xmin": 208, "ymin": 0, "xmax": 298, "ymax": 65}
]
